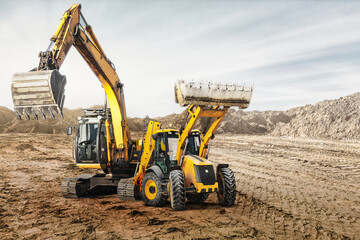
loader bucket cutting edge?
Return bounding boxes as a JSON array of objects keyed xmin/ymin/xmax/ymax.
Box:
[
  {"xmin": 11, "ymin": 70, "xmax": 67, "ymax": 120},
  {"xmin": 175, "ymin": 80, "xmax": 253, "ymax": 109}
]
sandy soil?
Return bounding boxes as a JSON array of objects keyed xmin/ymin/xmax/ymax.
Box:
[{"xmin": 0, "ymin": 133, "xmax": 359, "ymax": 239}]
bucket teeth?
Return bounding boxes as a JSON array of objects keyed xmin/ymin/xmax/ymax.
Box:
[
  {"xmin": 175, "ymin": 80, "xmax": 253, "ymax": 109},
  {"xmin": 11, "ymin": 70, "xmax": 66, "ymax": 120}
]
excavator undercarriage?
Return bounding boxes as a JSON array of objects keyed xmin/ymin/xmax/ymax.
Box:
[{"xmin": 61, "ymin": 174, "xmax": 118, "ymax": 198}]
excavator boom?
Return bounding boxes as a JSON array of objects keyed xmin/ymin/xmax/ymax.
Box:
[{"xmin": 10, "ymin": 4, "xmax": 131, "ymax": 154}]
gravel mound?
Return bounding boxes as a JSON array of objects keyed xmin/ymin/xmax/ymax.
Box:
[
  {"xmin": 1, "ymin": 92, "xmax": 359, "ymax": 140},
  {"xmin": 0, "ymin": 108, "xmax": 82, "ymax": 134},
  {"xmin": 272, "ymin": 92, "xmax": 360, "ymax": 140},
  {"xmin": 216, "ymin": 109, "xmax": 291, "ymax": 134}
]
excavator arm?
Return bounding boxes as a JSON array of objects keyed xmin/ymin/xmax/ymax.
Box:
[{"xmin": 11, "ymin": 4, "xmax": 131, "ymax": 160}]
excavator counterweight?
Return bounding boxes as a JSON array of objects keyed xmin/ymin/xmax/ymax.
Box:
[{"xmin": 11, "ymin": 70, "xmax": 66, "ymax": 120}]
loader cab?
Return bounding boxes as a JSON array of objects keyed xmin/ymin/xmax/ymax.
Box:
[
  {"xmin": 74, "ymin": 109, "xmax": 113, "ymax": 170},
  {"xmin": 152, "ymin": 130, "xmax": 179, "ymax": 174}
]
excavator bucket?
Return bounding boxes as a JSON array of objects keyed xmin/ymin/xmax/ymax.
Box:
[
  {"xmin": 175, "ymin": 80, "xmax": 253, "ymax": 109},
  {"xmin": 11, "ymin": 70, "xmax": 66, "ymax": 120}
]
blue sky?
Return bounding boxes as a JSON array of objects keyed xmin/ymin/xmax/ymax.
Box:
[{"xmin": 1, "ymin": 0, "xmax": 360, "ymax": 117}]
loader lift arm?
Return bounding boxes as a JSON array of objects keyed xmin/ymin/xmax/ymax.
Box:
[
  {"xmin": 176, "ymin": 105, "xmax": 228, "ymax": 164},
  {"xmin": 174, "ymin": 79, "xmax": 253, "ymax": 162}
]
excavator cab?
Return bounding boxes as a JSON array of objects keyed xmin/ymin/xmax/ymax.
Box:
[
  {"xmin": 73, "ymin": 109, "xmax": 112, "ymax": 171},
  {"xmin": 76, "ymin": 121, "xmax": 99, "ymax": 162}
]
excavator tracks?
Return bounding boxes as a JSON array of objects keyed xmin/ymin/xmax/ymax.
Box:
[
  {"xmin": 61, "ymin": 174, "xmax": 96, "ymax": 199},
  {"xmin": 61, "ymin": 174, "xmax": 140, "ymax": 200},
  {"xmin": 117, "ymin": 178, "xmax": 141, "ymax": 201}
]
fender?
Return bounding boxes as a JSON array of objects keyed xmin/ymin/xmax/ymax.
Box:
[
  {"xmin": 216, "ymin": 163, "xmax": 229, "ymax": 176},
  {"xmin": 145, "ymin": 165, "xmax": 164, "ymax": 179},
  {"xmin": 169, "ymin": 166, "xmax": 182, "ymax": 172}
]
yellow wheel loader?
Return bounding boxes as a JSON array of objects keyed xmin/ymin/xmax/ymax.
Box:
[
  {"xmin": 10, "ymin": 4, "xmax": 253, "ymax": 210},
  {"xmin": 127, "ymin": 81, "xmax": 252, "ymax": 210}
]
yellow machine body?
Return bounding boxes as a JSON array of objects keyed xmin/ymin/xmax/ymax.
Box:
[
  {"xmin": 182, "ymin": 155, "xmax": 218, "ymax": 193},
  {"xmin": 10, "ymin": 4, "xmax": 135, "ymax": 173}
]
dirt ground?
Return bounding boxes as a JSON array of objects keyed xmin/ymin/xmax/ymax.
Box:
[{"xmin": 0, "ymin": 133, "xmax": 359, "ymax": 239}]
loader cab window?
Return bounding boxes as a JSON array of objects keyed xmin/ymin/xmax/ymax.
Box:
[
  {"xmin": 76, "ymin": 123, "xmax": 98, "ymax": 161},
  {"xmin": 167, "ymin": 134, "xmax": 178, "ymax": 161},
  {"xmin": 187, "ymin": 133, "xmax": 201, "ymax": 155},
  {"xmin": 156, "ymin": 136, "xmax": 167, "ymax": 161},
  {"xmin": 154, "ymin": 132, "xmax": 179, "ymax": 172}
]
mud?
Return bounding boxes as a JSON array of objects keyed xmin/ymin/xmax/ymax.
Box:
[{"xmin": 0, "ymin": 133, "xmax": 359, "ymax": 239}]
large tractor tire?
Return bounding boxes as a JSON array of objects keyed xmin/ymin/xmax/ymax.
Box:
[
  {"xmin": 217, "ymin": 167, "xmax": 236, "ymax": 206},
  {"xmin": 187, "ymin": 193, "xmax": 209, "ymax": 203},
  {"xmin": 141, "ymin": 172, "xmax": 167, "ymax": 207},
  {"xmin": 169, "ymin": 170, "xmax": 186, "ymax": 211}
]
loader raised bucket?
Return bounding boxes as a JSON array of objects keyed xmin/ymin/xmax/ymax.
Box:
[
  {"xmin": 11, "ymin": 70, "xmax": 66, "ymax": 120},
  {"xmin": 175, "ymin": 80, "xmax": 253, "ymax": 109}
]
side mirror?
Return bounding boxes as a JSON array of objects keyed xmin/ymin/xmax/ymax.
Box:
[{"xmin": 66, "ymin": 126, "xmax": 73, "ymax": 135}]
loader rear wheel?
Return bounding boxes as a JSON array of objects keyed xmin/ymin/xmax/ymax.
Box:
[
  {"xmin": 217, "ymin": 167, "xmax": 236, "ymax": 206},
  {"xmin": 169, "ymin": 170, "xmax": 186, "ymax": 211},
  {"xmin": 141, "ymin": 172, "xmax": 167, "ymax": 207},
  {"xmin": 187, "ymin": 193, "xmax": 209, "ymax": 203}
]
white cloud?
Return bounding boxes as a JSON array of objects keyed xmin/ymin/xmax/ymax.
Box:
[{"xmin": 1, "ymin": 0, "xmax": 360, "ymax": 117}]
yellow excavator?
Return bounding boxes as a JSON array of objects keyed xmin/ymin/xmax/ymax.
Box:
[{"xmin": 10, "ymin": 4, "xmax": 253, "ymax": 210}]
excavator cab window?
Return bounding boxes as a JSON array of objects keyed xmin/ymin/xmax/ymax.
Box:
[{"xmin": 76, "ymin": 123, "xmax": 99, "ymax": 162}]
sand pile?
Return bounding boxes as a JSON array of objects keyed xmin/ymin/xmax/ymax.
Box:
[
  {"xmin": 216, "ymin": 109, "xmax": 291, "ymax": 134},
  {"xmin": 1, "ymin": 92, "xmax": 359, "ymax": 140},
  {"xmin": 0, "ymin": 106, "xmax": 165, "ymax": 134},
  {"xmin": 0, "ymin": 107, "xmax": 15, "ymax": 125},
  {"xmin": 273, "ymin": 92, "xmax": 360, "ymax": 140},
  {"xmin": 0, "ymin": 108, "xmax": 83, "ymax": 134},
  {"xmin": 0, "ymin": 106, "xmax": 300, "ymax": 136}
]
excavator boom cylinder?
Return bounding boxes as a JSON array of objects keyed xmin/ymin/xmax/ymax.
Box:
[
  {"xmin": 175, "ymin": 80, "xmax": 253, "ymax": 109},
  {"xmin": 11, "ymin": 70, "xmax": 66, "ymax": 120}
]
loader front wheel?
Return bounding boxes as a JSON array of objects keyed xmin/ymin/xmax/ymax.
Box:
[
  {"xmin": 217, "ymin": 167, "xmax": 236, "ymax": 206},
  {"xmin": 141, "ymin": 172, "xmax": 167, "ymax": 207},
  {"xmin": 169, "ymin": 170, "xmax": 186, "ymax": 211}
]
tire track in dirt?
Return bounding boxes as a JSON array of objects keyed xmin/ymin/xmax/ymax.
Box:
[
  {"xmin": 212, "ymin": 134, "xmax": 360, "ymax": 239},
  {"xmin": 1, "ymin": 133, "xmax": 359, "ymax": 239}
]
